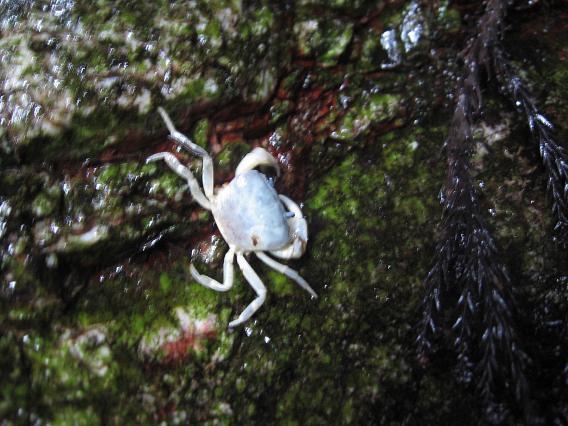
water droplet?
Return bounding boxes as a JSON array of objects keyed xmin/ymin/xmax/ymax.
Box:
[{"xmin": 380, "ymin": 29, "xmax": 402, "ymax": 67}]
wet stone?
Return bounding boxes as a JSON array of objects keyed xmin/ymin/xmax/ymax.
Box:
[{"xmin": 0, "ymin": 1, "xmax": 567, "ymax": 425}]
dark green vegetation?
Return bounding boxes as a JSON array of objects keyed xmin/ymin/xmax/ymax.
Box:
[{"xmin": 1, "ymin": 0, "xmax": 567, "ymax": 424}]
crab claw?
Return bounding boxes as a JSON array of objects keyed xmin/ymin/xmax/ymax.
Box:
[
  {"xmin": 270, "ymin": 195, "xmax": 308, "ymax": 259},
  {"xmin": 235, "ymin": 147, "xmax": 280, "ymax": 177}
]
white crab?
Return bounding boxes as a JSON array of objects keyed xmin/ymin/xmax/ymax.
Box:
[{"xmin": 148, "ymin": 108, "xmax": 317, "ymax": 328}]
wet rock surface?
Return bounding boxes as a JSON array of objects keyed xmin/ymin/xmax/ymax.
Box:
[{"xmin": 1, "ymin": 1, "xmax": 567, "ymax": 424}]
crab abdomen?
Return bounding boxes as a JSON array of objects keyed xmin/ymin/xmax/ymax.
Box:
[{"xmin": 212, "ymin": 170, "xmax": 290, "ymax": 251}]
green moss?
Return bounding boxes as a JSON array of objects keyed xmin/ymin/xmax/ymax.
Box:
[
  {"xmin": 193, "ymin": 119, "xmax": 211, "ymax": 149},
  {"xmin": 359, "ymin": 28, "xmax": 382, "ymax": 70},
  {"xmin": 307, "ymin": 154, "xmax": 386, "ymax": 228},
  {"xmin": 342, "ymin": 398, "xmax": 354, "ymax": 423},
  {"xmin": 216, "ymin": 141, "xmax": 251, "ymax": 172},
  {"xmin": 181, "ymin": 273, "xmax": 224, "ymax": 318},
  {"xmin": 394, "ymin": 196, "xmax": 428, "ymax": 224},
  {"xmin": 321, "ymin": 25, "xmax": 353, "ymax": 64},
  {"xmin": 12, "ymin": 236, "xmax": 28, "ymax": 256},
  {"xmin": 30, "ymin": 110, "xmax": 137, "ymax": 162},
  {"xmin": 295, "ymin": 20, "xmax": 354, "ymax": 65},
  {"xmin": 552, "ymin": 68, "xmax": 568, "ymax": 87},
  {"xmin": 95, "ymin": 165, "xmax": 120, "ymax": 187},
  {"xmin": 380, "ymin": 7, "xmax": 404, "ymax": 28},
  {"xmin": 31, "ymin": 186, "xmax": 61, "ymax": 218},
  {"xmin": 15, "ymin": 328, "xmax": 120, "ymax": 423},
  {"xmin": 148, "ymin": 170, "xmax": 187, "ymax": 199},
  {"xmin": 159, "ymin": 273, "xmax": 173, "ymax": 293},
  {"xmin": 332, "ymin": 93, "xmax": 403, "ymax": 141},
  {"xmin": 131, "ymin": 313, "xmax": 146, "ymax": 337},
  {"xmin": 269, "ymin": 100, "xmax": 291, "ymax": 124},
  {"xmin": 235, "ymin": 377, "xmax": 246, "ymax": 393},
  {"xmin": 250, "ymin": 68, "xmax": 277, "ymax": 102},
  {"xmin": 267, "ymin": 270, "xmax": 295, "ymax": 296},
  {"xmin": 436, "ymin": 1, "xmax": 462, "ymax": 32},
  {"xmin": 197, "ymin": 210, "xmax": 211, "ymax": 222},
  {"xmin": 250, "ymin": 6, "xmax": 274, "ymax": 36},
  {"xmin": 179, "ymin": 76, "xmax": 223, "ymax": 103}
]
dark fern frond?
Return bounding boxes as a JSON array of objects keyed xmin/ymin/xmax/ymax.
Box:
[
  {"xmin": 416, "ymin": 264, "xmax": 442, "ymax": 355},
  {"xmin": 418, "ymin": 0, "xmax": 533, "ymax": 422},
  {"xmin": 493, "ymin": 49, "xmax": 568, "ymax": 246},
  {"xmin": 419, "ymin": 81, "xmax": 531, "ymax": 422}
]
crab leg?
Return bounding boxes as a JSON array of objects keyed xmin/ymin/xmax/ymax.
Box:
[
  {"xmin": 229, "ymin": 253, "xmax": 267, "ymax": 328},
  {"xmin": 235, "ymin": 147, "xmax": 280, "ymax": 177},
  {"xmin": 146, "ymin": 152, "xmax": 211, "ymax": 210},
  {"xmin": 157, "ymin": 107, "xmax": 214, "ymax": 200},
  {"xmin": 256, "ymin": 252, "xmax": 317, "ymax": 298},
  {"xmin": 190, "ymin": 247, "xmax": 235, "ymax": 291}
]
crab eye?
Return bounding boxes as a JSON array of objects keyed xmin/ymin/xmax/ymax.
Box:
[{"xmin": 284, "ymin": 211, "xmax": 295, "ymax": 219}]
